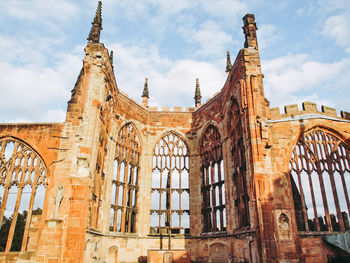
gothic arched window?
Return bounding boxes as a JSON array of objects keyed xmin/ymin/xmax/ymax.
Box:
[
  {"xmin": 110, "ymin": 123, "xmax": 140, "ymax": 233},
  {"xmin": 290, "ymin": 129, "xmax": 350, "ymax": 232},
  {"xmin": 150, "ymin": 133, "xmax": 190, "ymax": 234},
  {"xmin": 228, "ymin": 99, "xmax": 250, "ymax": 228},
  {"xmin": 0, "ymin": 137, "xmax": 47, "ymax": 252},
  {"xmin": 200, "ymin": 125, "xmax": 226, "ymax": 232}
]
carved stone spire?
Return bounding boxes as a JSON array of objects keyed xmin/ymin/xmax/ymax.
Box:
[
  {"xmin": 87, "ymin": 1, "xmax": 103, "ymax": 43},
  {"xmin": 242, "ymin": 14, "xmax": 258, "ymax": 49},
  {"xmin": 194, "ymin": 78, "xmax": 201, "ymax": 108},
  {"xmin": 226, "ymin": 50, "xmax": 232, "ymax": 75},
  {"xmin": 142, "ymin": 77, "xmax": 149, "ymax": 107}
]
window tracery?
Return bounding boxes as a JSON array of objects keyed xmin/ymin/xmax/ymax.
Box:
[
  {"xmin": 110, "ymin": 123, "xmax": 140, "ymax": 233},
  {"xmin": 150, "ymin": 133, "xmax": 190, "ymax": 234},
  {"xmin": 228, "ymin": 99, "xmax": 250, "ymax": 228},
  {"xmin": 290, "ymin": 129, "xmax": 350, "ymax": 232},
  {"xmin": 0, "ymin": 137, "xmax": 47, "ymax": 252},
  {"xmin": 200, "ymin": 125, "xmax": 226, "ymax": 232}
]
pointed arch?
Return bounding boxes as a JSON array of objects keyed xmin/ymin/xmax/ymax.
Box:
[
  {"xmin": 289, "ymin": 128, "xmax": 350, "ymax": 232},
  {"xmin": 110, "ymin": 123, "xmax": 141, "ymax": 233},
  {"xmin": 0, "ymin": 136, "xmax": 48, "ymax": 252},
  {"xmin": 150, "ymin": 132, "xmax": 190, "ymax": 234},
  {"xmin": 200, "ymin": 124, "xmax": 226, "ymax": 232}
]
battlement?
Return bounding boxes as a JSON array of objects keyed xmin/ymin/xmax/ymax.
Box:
[
  {"xmin": 148, "ymin": 106, "xmax": 195, "ymax": 112},
  {"xmin": 269, "ymin": 101, "xmax": 350, "ymax": 121}
]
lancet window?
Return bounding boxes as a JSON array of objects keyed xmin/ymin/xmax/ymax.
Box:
[
  {"xmin": 110, "ymin": 123, "xmax": 140, "ymax": 233},
  {"xmin": 228, "ymin": 99, "xmax": 250, "ymax": 228},
  {"xmin": 0, "ymin": 137, "xmax": 47, "ymax": 252},
  {"xmin": 290, "ymin": 129, "xmax": 350, "ymax": 232},
  {"xmin": 200, "ymin": 125, "xmax": 226, "ymax": 232},
  {"xmin": 150, "ymin": 133, "xmax": 190, "ymax": 234}
]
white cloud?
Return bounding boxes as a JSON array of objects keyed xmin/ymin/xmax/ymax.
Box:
[
  {"xmin": 258, "ymin": 24, "xmax": 279, "ymax": 50},
  {"xmin": 200, "ymin": 0, "xmax": 247, "ymax": 22},
  {"xmin": 110, "ymin": 42, "xmax": 226, "ymax": 108},
  {"xmin": 262, "ymin": 54, "xmax": 350, "ymax": 112},
  {"xmin": 0, "ymin": 48, "xmax": 83, "ymax": 122},
  {"xmin": 323, "ymin": 12, "xmax": 350, "ymax": 53},
  {"xmin": 179, "ymin": 20, "xmax": 233, "ymax": 58},
  {"xmin": 3, "ymin": 0, "xmax": 79, "ymax": 22}
]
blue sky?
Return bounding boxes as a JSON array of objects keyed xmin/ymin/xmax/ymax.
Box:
[{"xmin": 0, "ymin": 0, "xmax": 349, "ymax": 122}]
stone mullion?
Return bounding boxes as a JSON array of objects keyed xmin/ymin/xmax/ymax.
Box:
[
  {"xmin": 0, "ymin": 145, "xmax": 18, "ymax": 230},
  {"xmin": 0, "ymin": 178, "xmax": 10, "ymax": 228},
  {"xmin": 316, "ymin": 167, "xmax": 332, "ymax": 232},
  {"xmin": 127, "ymin": 166, "xmax": 135, "ymax": 232},
  {"xmin": 306, "ymin": 165, "xmax": 320, "ymax": 231},
  {"xmin": 210, "ymin": 163, "xmax": 216, "ymax": 232},
  {"xmin": 120, "ymin": 159, "xmax": 129, "ymax": 232},
  {"xmin": 0, "ymin": 140, "xmax": 6, "ymax": 155},
  {"xmin": 339, "ymin": 170, "xmax": 350, "ymax": 221},
  {"xmin": 217, "ymin": 161, "xmax": 224, "ymax": 230},
  {"xmin": 323, "ymin": 135, "xmax": 345, "ymax": 231},
  {"xmin": 5, "ymin": 156, "xmax": 27, "ymax": 252},
  {"xmin": 21, "ymin": 185, "xmax": 37, "ymax": 251},
  {"xmin": 113, "ymin": 160, "xmax": 121, "ymax": 232},
  {"xmin": 327, "ymin": 168, "xmax": 345, "ymax": 231},
  {"xmin": 295, "ymin": 159, "xmax": 309, "ymax": 232},
  {"xmin": 310, "ymin": 134, "xmax": 331, "ymax": 231}
]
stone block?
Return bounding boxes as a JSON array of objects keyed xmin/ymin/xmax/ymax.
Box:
[
  {"xmin": 302, "ymin": 101, "xmax": 317, "ymax": 113},
  {"xmin": 284, "ymin": 104, "xmax": 298, "ymax": 114},
  {"xmin": 321, "ymin": 105, "xmax": 337, "ymax": 117}
]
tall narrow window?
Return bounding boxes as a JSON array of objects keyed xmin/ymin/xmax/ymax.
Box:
[
  {"xmin": 228, "ymin": 99, "xmax": 250, "ymax": 228},
  {"xmin": 0, "ymin": 137, "xmax": 47, "ymax": 252},
  {"xmin": 110, "ymin": 123, "xmax": 140, "ymax": 233},
  {"xmin": 150, "ymin": 133, "xmax": 190, "ymax": 234},
  {"xmin": 200, "ymin": 125, "xmax": 226, "ymax": 232},
  {"xmin": 290, "ymin": 129, "xmax": 350, "ymax": 232}
]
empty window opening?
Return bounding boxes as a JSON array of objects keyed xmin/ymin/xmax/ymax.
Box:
[
  {"xmin": 110, "ymin": 124, "xmax": 140, "ymax": 233},
  {"xmin": 0, "ymin": 138, "xmax": 47, "ymax": 252},
  {"xmin": 290, "ymin": 130, "xmax": 350, "ymax": 232},
  {"xmin": 150, "ymin": 133, "xmax": 190, "ymax": 235},
  {"xmin": 200, "ymin": 125, "xmax": 226, "ymax": 233}
]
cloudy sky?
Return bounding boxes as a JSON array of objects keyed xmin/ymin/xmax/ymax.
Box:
[{"xmin": 0, "ymin": 0, "xmax": 349, "ymax": 123}]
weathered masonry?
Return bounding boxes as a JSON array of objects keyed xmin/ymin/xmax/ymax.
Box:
[{"xmin": 0, "ymin": 2, "xmax": 350, "ymax": 263}]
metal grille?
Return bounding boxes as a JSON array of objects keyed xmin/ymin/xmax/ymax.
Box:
[
  {"xmin": 110, "ymin": 123, "xmax": 140, "ymax": 233},
  {"xmin": 200, "ymin": 125, "xmax": 226, "ymax": 232},
  {"xmin": 0, "ymin": 137, "xmax": 47, "ymax": 252},
  {"xmin": 150, "ymin": 133, "xmax": 190, "ymax": 234},
  {"xmin": 290, "ymin": 129, "xmax": 350, "ymax": 232}
]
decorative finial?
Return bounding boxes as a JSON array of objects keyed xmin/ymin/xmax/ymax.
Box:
[
  {"xmin": 142, "ymin": 77, "xmax": 149, "ymax": 107},
  {"xmin": 226, "ymin": 50, "xmax": 232, "ymax": 74},
  {"xmin": 194, "ymin": 78, "xmax": 201, "ymax": 107},
  {"xmin": 242, "ymin": 14, "xmax": 258, "ymax": 49},
  {"xmin": 142, "ymin": 77, "xmax": 149, "ymax": 98},
  {"xmin": 87, "ymin": 1, "xmax": 103, "ymax": 43},
  {"xmin": 109, "ymin": 50, "xmax": 114, "ymax": 69}
]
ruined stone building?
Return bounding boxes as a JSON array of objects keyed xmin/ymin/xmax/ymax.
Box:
[{"xmin": 1, "ymin": 2, "xmax": 350, "ymax": 263}]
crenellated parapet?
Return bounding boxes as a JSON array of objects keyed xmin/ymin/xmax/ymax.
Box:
[{"xmin": 269, "ymin": 101, "xmax": 350, "ymax": 121}]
